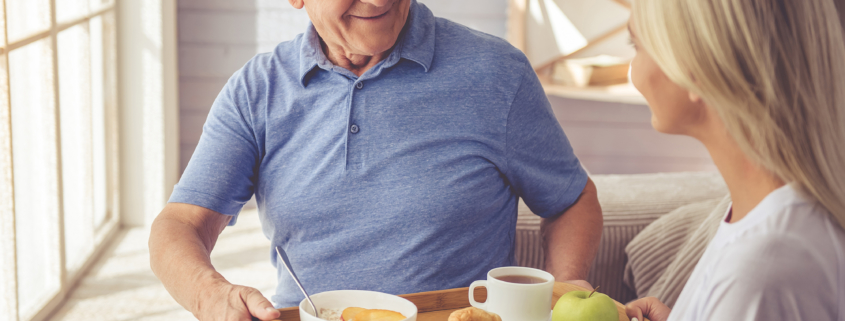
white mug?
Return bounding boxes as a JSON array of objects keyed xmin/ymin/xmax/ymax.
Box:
[{"xmin": 469, "ymin": 266, "xmax": 555, "ymax": 321}]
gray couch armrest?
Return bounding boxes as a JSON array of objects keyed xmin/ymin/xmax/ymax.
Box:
[{"xmin": 515, "ymin": 172, "xmax": 726, "ymax": 303}]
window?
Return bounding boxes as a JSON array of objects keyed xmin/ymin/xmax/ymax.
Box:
[
  {"xmin": 508, "ymin": 0, "xmax": 642, "ymax": 104},
  {"xmin": 0, "ymin": 0, "xmax": 119, "ymax": 320}
]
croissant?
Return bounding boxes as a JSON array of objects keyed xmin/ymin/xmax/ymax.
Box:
[{"xmin": 448, "ymin": 307, "xmax": 502, "ymax": 321}]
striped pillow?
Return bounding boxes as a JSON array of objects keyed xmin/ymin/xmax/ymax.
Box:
[
  {"xmin": 515, "ymin": 173, "xmax": 728, "ymax": 303},
  {"xmin": 623, "ymin": 195, "xmax": 731, "ymax": 307}
]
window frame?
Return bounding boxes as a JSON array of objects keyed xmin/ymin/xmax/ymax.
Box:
[{"xmin": 0, "ymin": 0, "xmax": 120, "ymax": 320}]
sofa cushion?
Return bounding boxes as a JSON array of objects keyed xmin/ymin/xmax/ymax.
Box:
[
  {"xmin": 623, "ymin": 195, "xmax": 731, "ymax": 307},
  {"xmin": 594, "ymin": 172, "xmax": 728, "ymax": 224},
  {"xmin": 515, "ymin": 172, "xmax": 727, "ymax": 303}
]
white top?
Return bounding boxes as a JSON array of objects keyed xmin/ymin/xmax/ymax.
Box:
[{"xmin": 669, "ymin": 184, "xmax": 845, "ymax": 321}]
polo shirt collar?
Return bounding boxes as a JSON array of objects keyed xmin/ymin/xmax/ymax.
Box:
[{"xmin": 298, "ymin": 0, "xmax": 436, "ymax": 87}]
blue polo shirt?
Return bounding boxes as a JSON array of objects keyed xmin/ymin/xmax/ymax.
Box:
[{"xmin": 170, "ymin": 0, "xmax": 587, "ymax": 308}]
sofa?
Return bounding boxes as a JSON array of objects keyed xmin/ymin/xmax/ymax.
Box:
[{"xmin": 514, "ymin": 171, "xmax": 728, "ymax": 304}]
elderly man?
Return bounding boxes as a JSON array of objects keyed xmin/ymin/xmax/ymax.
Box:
[{"xmin": 149, "ymin": 0, "xmax": 602, "ymax": 320}]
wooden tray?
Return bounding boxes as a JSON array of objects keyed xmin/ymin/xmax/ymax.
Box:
[{"xmin": 270, "ymin": 282, "xmax": 633, "ymax": 321}]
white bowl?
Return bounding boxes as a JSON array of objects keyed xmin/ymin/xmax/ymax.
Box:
[{"xmin": 299, "ymin": 290, "xmax": 418, "ymax": 321}]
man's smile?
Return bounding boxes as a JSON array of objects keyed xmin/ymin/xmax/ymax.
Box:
[
  {"xmin": 352, "ymin": 10, "xmax": 390, "ymax": 20},
  {"xmin": 349, "ymin": 2, "xmax": 394, "ymax": 21}
]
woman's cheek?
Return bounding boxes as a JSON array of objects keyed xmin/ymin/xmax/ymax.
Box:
[
  {"xmin": 630, "ymin": 56, "xmax": 670, "ymax": 133},
  {"xmin": 630, "ymin": 57, "xmax": 645, "ymax": 94}
]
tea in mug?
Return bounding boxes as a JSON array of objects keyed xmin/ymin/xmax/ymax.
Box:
[{"xmin": 494, "ymin": 274, "xmax": 547, "ymax": 284}]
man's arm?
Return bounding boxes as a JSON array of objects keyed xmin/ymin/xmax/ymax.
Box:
[
  {"xmin": 149, "ymin": 203, "xmax": 280, "ymax": 321},
  {"xmin": 541, "ymin": 178, "xmax": 602, "ymax": 288}
]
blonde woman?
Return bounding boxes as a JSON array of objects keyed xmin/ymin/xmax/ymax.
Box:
[{"xmin": 624, "ymin": 0, "xmax": 845, "ymax": 320}]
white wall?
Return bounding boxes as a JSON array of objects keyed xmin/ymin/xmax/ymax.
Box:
[
  {"xmin": 120, "ymin": 0, "xmax": 181, "ymax": 226},
  {"xmin": 177, "ymin": 0, "xmax": 508, "ymax": 173},
  {"xmin": 548, "ymin": 96, "xmax": 715, "ymax": 174}
]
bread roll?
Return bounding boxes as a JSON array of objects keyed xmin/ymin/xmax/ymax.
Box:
[{"xmin": 447, "ymin": 307, "xmax": 502, "ymax": 321}]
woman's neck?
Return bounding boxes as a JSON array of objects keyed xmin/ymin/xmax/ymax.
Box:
[{"xmin": 701, "ymin": 131, "xmax": 785, "ymax": 223}]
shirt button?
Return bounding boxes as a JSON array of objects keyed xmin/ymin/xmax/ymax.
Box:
[
  {"xmin": 350, "ymin": 124, "xmax": 360, "ymax": 134},
  {"xmin": 355, "ymin": 82, "xmax": 364, "ymax": 89}
]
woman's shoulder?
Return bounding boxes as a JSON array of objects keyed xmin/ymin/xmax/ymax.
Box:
[
  {"xmin": 721, "ymin": 186, "xmax": 845, "ymax": 264},
  {"xmin": 699, "ymin": 219, "xmax": 843, "ymax": 320},
  {"xmin": 698, "ymin": 234, "xmax": 841, "ymax": 320},
  {"xmin": 710, "ymin": 200, "xmax": 845, "ymax": 296}
]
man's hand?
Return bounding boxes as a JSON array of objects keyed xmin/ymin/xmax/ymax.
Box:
[
  {"xmin": 562, "ymin": 279, "xmax": 593, "ymax": 291},
  {"xmin": 626, "ymin": 297, "xmax": 671, "ymax": 321},
  {"xmin": 150, "ymin": 203, "xmax": 280, "ymax": 321},
  {"xmin": 194, "ymin": 281, "xmax": 280, "ymax": 321}
]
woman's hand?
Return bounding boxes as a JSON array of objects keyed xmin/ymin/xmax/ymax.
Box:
[
  {"xmin": 625, "ymin": 297, "xmax": 671, "ymax": 321},
  {"xmin": 192, "ymin": 280, "xmax": 281, "ymax": 321}
]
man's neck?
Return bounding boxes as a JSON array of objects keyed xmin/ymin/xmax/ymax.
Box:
[
  {"xmin": 701, "ymin": 132, "xmax": 785, "ymax": 223},
  {"xmin": 321, "ymin": 40, "xmax": 391, "ymax": 77}
]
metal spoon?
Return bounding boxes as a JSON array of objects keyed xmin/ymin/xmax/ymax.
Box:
[{"xmin": 276, "ymin": 246, "xmax": 319, "ymax": 318}]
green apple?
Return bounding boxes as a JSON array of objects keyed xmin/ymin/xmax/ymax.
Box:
[{"xmin": 552, "ymin": 288, "xmax": 618, "ymax": 321}]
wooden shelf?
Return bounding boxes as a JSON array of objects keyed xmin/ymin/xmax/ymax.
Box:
[{"xmin": 542, "ymin": 82, "xmax": 647, "ymax": 105}]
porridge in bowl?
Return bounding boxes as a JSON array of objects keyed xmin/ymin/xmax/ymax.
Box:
[
  {"xmin": 319, "ymin": 307, "xmax": 406, "ymax": 321},
  {"xmin": 318, "ymin": 308, "xmax": 342, "ymax": 321},
  {"xmin": 299, "ymin": 290, "xmax": 417, "ymax": 321}
]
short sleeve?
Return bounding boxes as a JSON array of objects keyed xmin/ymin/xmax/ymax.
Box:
[
  {"xmin": 698, "ymin": 236, "xmax": 839, "ymax": 321},
  {"xmin": 168, "ymin": 69, "xmax": 260, "ymax": 224},
  {"xmin": 503, "ymin": 61, "xmax": 588, "ymax": 218}
]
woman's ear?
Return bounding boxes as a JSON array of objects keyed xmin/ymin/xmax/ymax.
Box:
[
  {"xmin": 689, "ymin": 91, "xmax": 703, "ymax": 104},
  {"xmin": 688, "ymin": 90, "xmax": 711, "ymax": 123},
  {"xmin": 289, "ymin": 0, "xmax": 305, "ymax": 9}
]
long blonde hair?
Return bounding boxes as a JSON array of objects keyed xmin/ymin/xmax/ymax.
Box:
[{"xmin": 633, "ymin": 0, "xmax": 845, "ymax": 229}]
